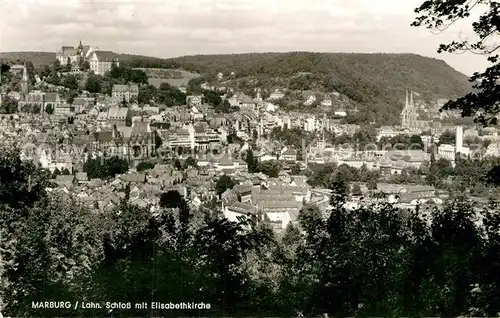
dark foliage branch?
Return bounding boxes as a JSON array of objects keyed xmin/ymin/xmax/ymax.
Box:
[{"xmin": 412, "ymin": 0, "xmax": 500, "ymax": 126}]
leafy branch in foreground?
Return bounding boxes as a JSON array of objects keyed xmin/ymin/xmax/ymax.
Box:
[{"xmin": 412, "ymin": 0, "xmax": 500, "ymax": 126}]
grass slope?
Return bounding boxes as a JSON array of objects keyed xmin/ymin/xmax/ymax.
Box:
[{"xmin": 134, "ymin": 68, "xmax": 201, "ymax": 88}]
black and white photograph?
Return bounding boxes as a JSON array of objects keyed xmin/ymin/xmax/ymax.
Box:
[{"xmin": 0, "ymin": 0, "xmax": 499, "ymax": 316}]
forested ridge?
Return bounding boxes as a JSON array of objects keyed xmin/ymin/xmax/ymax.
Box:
[
  {"xmin": 166, "ymin": 52, "xmax": 472, "ymax": 124},
  {"xmin": 1, "ymin": 148, "xmax": 500, "ymax": 317}
]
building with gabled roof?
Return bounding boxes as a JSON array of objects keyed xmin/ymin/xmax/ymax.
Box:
[
  {"xmin": 222, "ymin": 201, "xmax": 259, "ymax": 223},
  {"xmin": 106, "ymin": 107, "xmax": 129, "ymax": 127},
  {"xmin": 88, "ymin": 50, "xmax": 119, "ymax": 75}
]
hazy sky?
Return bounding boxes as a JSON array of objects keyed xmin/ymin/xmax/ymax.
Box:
[{"xmin": 0, "ymin": 0, "xmax": 492, "ymax": 76}]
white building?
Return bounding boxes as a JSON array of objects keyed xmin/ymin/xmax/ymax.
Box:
[
  {"xmin": 112, "ymin": 84, "xmax": 139, "ymax": 103},
  {"xmin": 486, "ymin": 140, "xmax": 500, "ymax": 157},
  {"xmin": 438, "ymin": 144, "xmax": 456, "ymax": 161},
  {"xmin": 377, "ymin": 126, "xmax": 400, "ymax": 141},
  {"xmin": 437, "ymin": 126, "xmax": 471, "ymax": 163},
  {"xmin": 88, "ymin": 50, "xmax": 119, "ymax": 75}
]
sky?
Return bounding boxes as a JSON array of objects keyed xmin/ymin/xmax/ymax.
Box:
[{"xmin": 0, "ymin": 0, "xmax": 493, "ymax": 76}]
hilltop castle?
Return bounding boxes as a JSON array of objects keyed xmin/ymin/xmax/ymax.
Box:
[{"xmin": 56, "ymin": 41, "xmax": 119, "ymax": 75}]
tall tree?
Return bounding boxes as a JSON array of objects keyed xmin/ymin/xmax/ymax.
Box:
[
  {"xmin": 0, "ymin": 148, "xmax": 50, "ymax": 208},
  {"xmin": 85, "ymin": 74, "xmax": 102, "ymax": 93},
  {"xmin": 0, "ymin": 95, "xmax": 18, "ymax": 114},
  {"xmin": 216, "ymin": 174, "xmax": 235, "ymax": 197},
  {"xmin": 62, "ymin": 74, "xmax": 78, "ymax": 90},
  {"xmin": 245, "ymin": 149, "xmax": 259, "ymax": 173},
  {"xmin": 1, "ymin": 197, "xmax": 104, "ymax": 317}
]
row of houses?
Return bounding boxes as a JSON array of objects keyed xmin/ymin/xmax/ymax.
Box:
[{"xmin": 221, "ymin": 176, "xmax": 311, "ymax": 231}]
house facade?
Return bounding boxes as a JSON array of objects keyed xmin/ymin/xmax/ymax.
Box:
[
  {"xmin": 19, "ymin": 91, "xmax": 62, "ymax": 113},
  {"xmin": 112, "ymin": 84, "xmax": 139, "ymax": 103},
  {"xmin": 88, "ymin": 51, "xmax": 119, "ymax": 75}
]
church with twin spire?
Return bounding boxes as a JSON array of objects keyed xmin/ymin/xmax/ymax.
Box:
[{"xmin": 400, "ymin": 90, "xmax": 429, "ymax": 130}]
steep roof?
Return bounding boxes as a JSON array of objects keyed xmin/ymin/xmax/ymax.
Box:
[
  {"xmin": 58, "ymin": 46, "xmax": 76, "ymax": 55},
  {"xmin": 193, "ymin": 124, "xmax": 205, "ymax": 134},
  {"xmin": 72, "ymin": 98, "xmax": 87, "ymax": 106},
  {"xmin": 131, "ymin": 121, "xmax": 149, "ymax": 135},
  {"xmin": 233, "ymin": 184, "xmax": 253, "ymax": 195},
  {"xmin": 82, "ymin": 46, "xmax": 91, "ymax": 55},
  {"xmin": 93, "ymin": 51, "xmax": 117, "ymax": 62},
  {"xmin": 107, "ymin": 107, "xmax": 128, "ymax": 120},
  {"xmin": 226, "ymin": 201, "xmax": 259, "ymax": 214},
  {"xmin": 56, "ymin": 175, "xmax": 75, "ymax": 183},
  {"xmin": 44, "ymin": 92, "xmax": 59, "ymax": 103},
  {"xmin": 121, "ymin": 173, "xmax": 146, "ymax": 183},
  {"xmin": 258, "ymin": 200, "xmax": 302, "ymax": 210},
  {"xmin": 113, "ymin": 84, "xmax": 139, "ymax": 93}
]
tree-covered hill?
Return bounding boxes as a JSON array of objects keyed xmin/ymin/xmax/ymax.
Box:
[
  {"xmin": 0, "ymin": 52, "xmax": 170, "ymax": 69},
  {"xmin": 0, "ymin": 52, "xmax": 56, "ymax": 68},
  {"xmin": 103, "ymin": 51, "xmax": 474, "ymax": 124},
  {"xmin": 164, "ymin": 52, "xmax": 472, "ymax": 124}
]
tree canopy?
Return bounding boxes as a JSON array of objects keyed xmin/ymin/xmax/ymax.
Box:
[
  {"xmin": 3, "ymin": 146, "xmax": 500, "ymax": 316},
  {"xmin": 83, "ymin": 156, "xmax": 129, "ymax": 180},
  {"xmin": 0, "ymin": 95, "xmax": 18, "ymax": 114},
  {"xmin": 216, "ymin": 174, "xmax": 235, "ymax": 196}
]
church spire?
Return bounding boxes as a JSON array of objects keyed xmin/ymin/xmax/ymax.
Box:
[
  {"xmin": 405, "ymin": 90, "xmax": 409, "ymax": 108},
  {"xmin": 410, "ymin": 90, "xmax": 414, "ymax": 107}
]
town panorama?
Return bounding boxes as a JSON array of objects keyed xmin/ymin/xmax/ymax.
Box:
[{"xmin": 0, "ymin": 0, "xmax": 499, "ymax": 316}]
